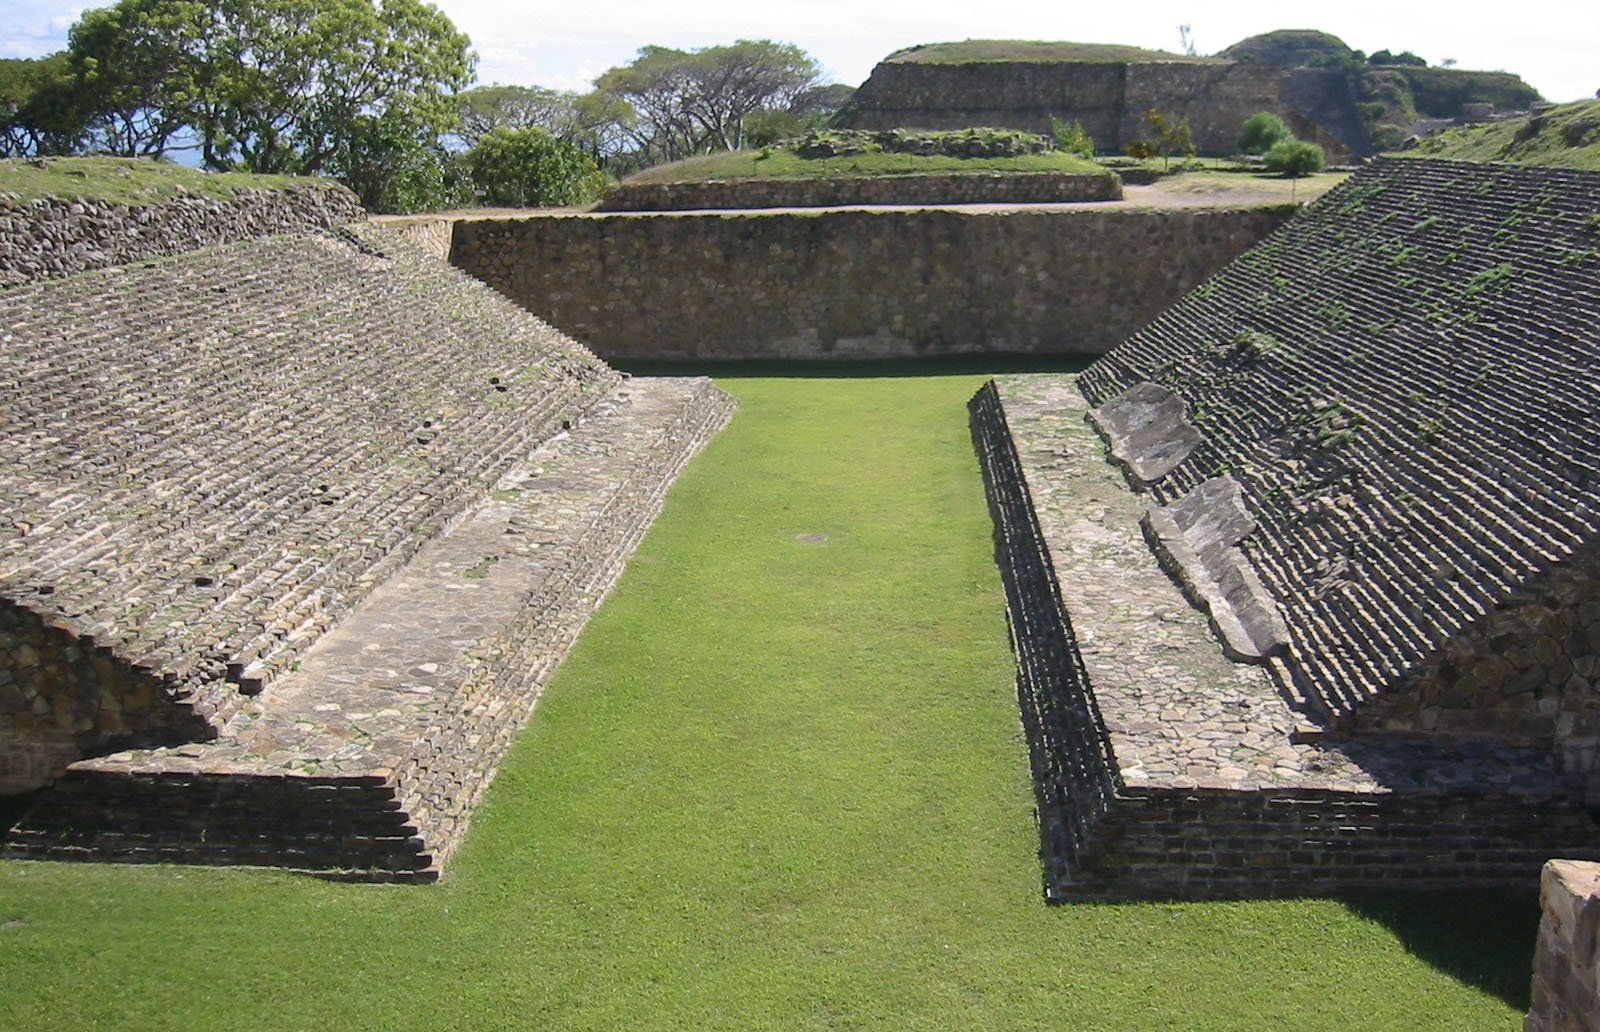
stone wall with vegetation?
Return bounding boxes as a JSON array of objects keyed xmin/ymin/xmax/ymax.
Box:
[
  {"xmin": 842, "ymin": 60, "xmax": 1282, "ymax": 154},
  {"xmin": 1527, "ymin": 860, "xmax": 1600, "ymax": 1032},
  {"xmin": 0, "ymin": 182, "xmax": 365, "ymax": 288},
  {"xmin": 596, "ymin": 171, "xmax": 1121, "ymax": 211},
  {"xmin": 451, "ymin": 205, "xmax": 1295, "ymax": 361}
]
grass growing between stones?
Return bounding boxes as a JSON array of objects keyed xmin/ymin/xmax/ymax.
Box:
[
  {"xmin": 0, "ymin": 369, "xmax": 1540, "ymax": 1030},
  {"xmin": 621, "ymin": 149, "xmax": 1100, "ymax": 184}
]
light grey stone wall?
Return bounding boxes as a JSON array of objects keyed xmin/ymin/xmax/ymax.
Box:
[
  {"xmin": 597, "ymin": 171, "xmax": 1121, "ymax": 211},
  {"xmin": 1527, "ymin": 860, "xmax": 1600, "ymax": 1032},
  {"xmin": 450, "ymin": 205, "xmax": 1296, "ymax": 361},
  {"xmin": 0, "ymin": 182, "xmax": 365, "ymax": 288}
]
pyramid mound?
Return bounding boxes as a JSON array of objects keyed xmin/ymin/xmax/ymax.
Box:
[
  {"xmin": 0, "ymin": 180, "xmax": 733, "ymax": 877},
  {"xmin": 974, "ymin": 158, "xmax": 1600, "ymax": 898}
]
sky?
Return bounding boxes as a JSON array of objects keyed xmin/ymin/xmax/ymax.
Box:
[{"xmin": 2, "ymin": 0, "xmax": 1595, "ymax": 104}]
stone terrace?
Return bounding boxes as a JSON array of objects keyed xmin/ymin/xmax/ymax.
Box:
[
  {"xmin": 974, "ymin": 159, "xmax": 1600, "ymax": 898},
  {"xmin": 973, "ymin": 375, "xmax": 1600, "ymax": 899},
  {"xmin": 1, "ymin": 211, "xmax": 733, "ymax": 876}
]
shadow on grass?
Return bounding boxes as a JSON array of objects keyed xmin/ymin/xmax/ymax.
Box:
[
  {"xmin": 1342, "ymin": 890, "xmax": 1541, "ymax": 1010},
  {"xmin": 615, "ymin": 352, "xmax": 1097, "ymax": 380}
]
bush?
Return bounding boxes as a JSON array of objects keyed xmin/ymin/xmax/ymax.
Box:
[
  {"xmin": 465, "ymin": 127, "xmax": 605, "ymax": 207},
  {"xmin": 1264, "ymin": 137, "xmax": 1326, "ymax": 177},
  {"xmin": 1237, "ymin": 111, "xmax": 1291, "ymax": 155},
  {"xmin": 1049, "ymin": 117, "xmax": 1095, "ymax": 158}
]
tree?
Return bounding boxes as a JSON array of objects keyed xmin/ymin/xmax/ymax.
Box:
[
  {"xmin": 57, "ymin": 0, "xmax": 473, "ymax": 177},
  {"xmin": 1264, "ymin": 137, "xmax": 1325, "ymax": 177},
  {"xmin": 0, "ymin": 55, "xmax": 82, "ymax": 157},
  {"xmin": 593, "ymin": 40, "xmax": 822, "ymax": 163},
  {"xmin": 1368, "ymin": 49, "xmax": 1426, "ymax": 67},
  {"xmin": 464, "ymin": 126, "xmax": 604, "ymax": 207},
  {"xmin": 1237, "ymin": 111, "xmax": 1291, "ymax": 155},
  {"xmin": 1050, "ymin": 116, "xmax": 1095, "ymax": 158},
  {"xmin": 454, "ymin": 84, "xmax": 583, "ymax": 146}
]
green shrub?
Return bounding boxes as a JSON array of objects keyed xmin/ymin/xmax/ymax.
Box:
[
  {"xmin": 1237, "ymin": 111, "xmax": 1291, "ymax": 155},
  {"xmin": 1264, "ymin": 138, "xmax": 1326, "ymax": 177},
  {"xmin": 1049, "ymin": 117, "xmax": 1095, "ymax": 157},
  {"xmin": 465, "ymin": 127, "xmax": 605, "ymax": 207}
]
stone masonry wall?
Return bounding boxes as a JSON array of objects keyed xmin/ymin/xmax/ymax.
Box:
[
  {"xmin": 1528, "ymin": 860, "xmax": 1600, "ymax": 1032},
  {"xmin": 1349, "ymin": 546, "xmax": 1600, "ymax": 800},
  {"xmin": 374, "ymin": 216, "xmax": 455, "ymax": 259},
  {"xmin": 0, "ymin": 601, "xmax": 210, "ymax": 794},
  {"xmin": 597, "ymin": 171, "xmax": 1121, "ymax": 211},
  {"xmin": 0, "ymin": 182, "xmax": 365, "ymax": 288},
  {"xmin": 450, "ymin": 205, "xmax": 1295, "ymax": 361},
  {"xmin": 843, "ymin": 60, "xmax": 1282, "ymax": 154}
]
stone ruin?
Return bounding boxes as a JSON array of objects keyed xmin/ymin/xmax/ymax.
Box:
[
  {"xmin": 0, "ymin": 180, "xmax": 733, "ymax": 879},
  {"xmin": 972, "ymin": 157, "xmax": 1600, "ymax": 899}
]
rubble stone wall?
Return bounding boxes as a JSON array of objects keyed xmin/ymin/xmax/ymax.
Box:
[
  {"xmin": 596, "ymin": 171, "xmax": 1120, "ymax": 211},
  {"xmin": 1527, "ymin": 859, "xmax": 1600, "ymax": 1032},
  {"xmin": 1349, "ymin": 548, "xmax": 1600, "ymax": 800},
  {"xmin": 0, "ymin": 183, "xmax": 365, "ymax": 288},
  {"xmin": 451, "ymin": 205, "xmax": 1294, "ymax": 361}
]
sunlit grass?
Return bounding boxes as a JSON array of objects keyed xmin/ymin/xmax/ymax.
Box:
[{"xmin": 0, "ymin": 368, "xmax": 1537, "ymax": 1031}]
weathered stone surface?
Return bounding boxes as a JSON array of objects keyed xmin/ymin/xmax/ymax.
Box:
[
  {"xmin": 451, "ymin": 204, "xmax": 1293, "ymax": 361},
  {"xmin": 1527, "ymin": 859, "xmax": 1600, "ymax": 1032},
  {"xmin": 1088, "ymin": 381, "xmax": 1201, "ymax": 484},
  {"xmin": 972, "ymin": 373, "xmax": 1600, "ymax": 900},
  {"xmin": 597, "ymin": 171, "xmax": 1121, "ymax": 211}
]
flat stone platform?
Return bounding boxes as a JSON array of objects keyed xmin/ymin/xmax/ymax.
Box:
[
  {"xmin": 4, "ymin": 377, "xmax": 734, "ymax": 879},
  {"xmin": 972, "ymin": 374, "xmax": 1600, "ymax": 900}
]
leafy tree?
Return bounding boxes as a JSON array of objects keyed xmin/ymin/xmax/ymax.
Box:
[
  {"xmin": 56, "ymin": 0, "xmax": 472, "ymax": 179},
  {"xmin": 1237, "ymin": 111, "xmax": 1291, "ymax": 155},
  {"xmin": 327, "ymin": 104, "xmax": 471, "ymax": 213},
  {"xmin": 0, "ymin": 54, "xmax": 82, "ymax": 157},
  {"xmin": 1264, "ymin": 137, "xmax": 1325, "ymax": 177},
  {"xmin": 594, "ymin": 40, "xmax": 822, "ymax": 163},
  {"xmin": 1142, "ymin": 108, "xmax": 1195, "ymax": 169},
  {"xmin": 465, "ymin": 126, "xmax": 605, "ymax": 207},
  {"xmin": 741, "ymin": 84, "xmax": 855, "ymax": 149},
  {"xmin": 1368, "ymin": 49, "xmax": 1427, "ymax": 67},
  {"xmin": 455, "ymin": 84, "xmax": 583, "ymax": 146},
  {"xmin": 1050, "ymin": 116, "xmax": 1095, "ymax": 157}
]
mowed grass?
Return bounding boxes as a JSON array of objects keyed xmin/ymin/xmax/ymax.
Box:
[{"xmin": 0, "ymin": 370, "xmax": 1540, "ymax": 1030}]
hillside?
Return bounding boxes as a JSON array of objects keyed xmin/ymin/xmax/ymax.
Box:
[
  {"xmin": 1404, "ymin": 99, "xmax": 1600, "ymax": 170},
  {"xmin": 1218, "ymin": 29, "xmax": 1355, "ymax": 67}
]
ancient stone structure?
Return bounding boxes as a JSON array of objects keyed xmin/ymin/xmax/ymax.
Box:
[
  {"xmin": 1528, "ymin": 860, "xmax": 1600, "ymax": 1032},
  {"xmin": 0, "ymin": 185, "xmax": 733, "ymax": 878},
  {"xmin": 843, "ymin": 56, "xmax": 1281, "ymax": 155},
  {"xmin": 451, "ymin": 204, "xmax": 1294, "ymax": 361},
  {"xmin": 596, "ymin": 170, "xmax": 1121, "ymax": 211},
  {"xmin": 973, "ymin": 158, "xmax": 1600, "ymax": 898}
]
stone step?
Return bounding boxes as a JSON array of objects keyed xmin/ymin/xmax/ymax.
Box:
[{"xmin": 4, "ymin": 377, "xmax": 735, "ymax": 880}]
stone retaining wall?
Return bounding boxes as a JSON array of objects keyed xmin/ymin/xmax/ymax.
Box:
[
  {"xmin": 375, "ymin": 216, "xmax": 454, "ymax": 259},
  {"xmin": 451, "ymin": 205, "xmax": 1295, "ymax": 361},
  {"xmin": 0, "ymin": 182, "xmax": 365, "ymax": 288},
  {"xmin": 596, "ymin": 171, "xmax": 1121, "ymax": 211},
  {"xmin": 1527, "ymin": 860, "xmax": 1600, "ymax": 1032}
]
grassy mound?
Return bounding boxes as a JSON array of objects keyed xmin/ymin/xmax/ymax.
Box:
[
  {"xmin": 0, "ymin": 156, "xmax": 325, "ymax": 205},
  {"xmin": 884, "ymin": 40, "xmax": 1222, "ymax": 64},
  {"xmin": 1218, "ymin": 29, "xmax": 1356, "ymax": 67},
  {"xmin": 623, "ymin": 143, "xmax": 1100, "ymax": 185},
  {"xmin": 1401, "ymin": 100, "xmax": 1600, "ymax": 170},
  {"xmin": 0, "ymin": 366, "xmax": 1542, "ymax": 1031}
]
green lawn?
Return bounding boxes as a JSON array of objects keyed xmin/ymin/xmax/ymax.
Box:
[
  {"xmin": 621, "ymin": 149, "xmax": 1101, "ymax": 185},
  {"xmin": 0, "ymin": 366, "xmax": 1538, "ymax": 1031},
  {"xmin": 0, "ymin": 156, "xmax": 326, "ymax": 204}
]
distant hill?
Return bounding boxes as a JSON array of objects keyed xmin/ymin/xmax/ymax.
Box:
[
  {"xmin": 1219, "ymin": 29, "xmax": 1355, "ymax": 68},
  {"xmin": 1403, "ymin": 99, "xmax": 1600, "ymax": 170},
  {"xmin": 884, "ymin": 40, "xmax": 1222, "ymax": 65}
]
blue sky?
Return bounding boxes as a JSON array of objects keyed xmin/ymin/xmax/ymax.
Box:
[{"xmin": 3, "ymin": 0, "xmax": 1595, "ymax": 103}]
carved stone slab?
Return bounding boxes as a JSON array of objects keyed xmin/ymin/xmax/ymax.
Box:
[{"xmin": 1087, "ymin": 381, "xmax": 1201, "ymax": 486}]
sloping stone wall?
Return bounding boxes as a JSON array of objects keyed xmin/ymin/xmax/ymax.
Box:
[
  {"xmin": 597, "ymin": 171, "xmax": 1121, "ymax": 211},
  {"xmin": 450, "ymin": 205, "xmax": 1294, "ymax": 361},
  {"xmin": 0, "ymin": 182, "xmax": 365, "ymax": 288}
]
